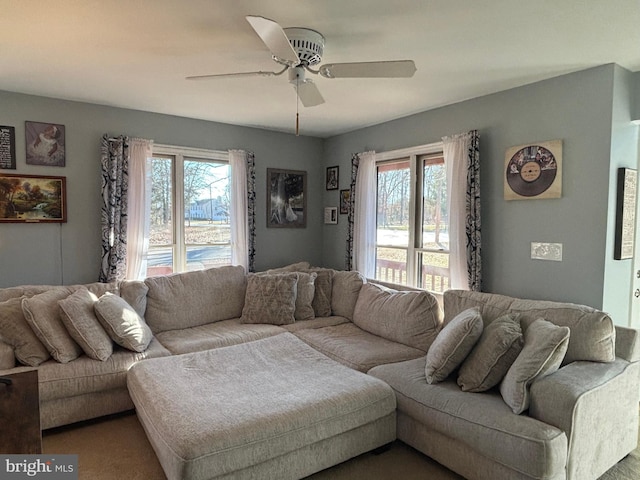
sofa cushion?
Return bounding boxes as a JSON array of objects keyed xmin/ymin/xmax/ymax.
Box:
[
  {"xmin": 425, "ymin": 307, "xmax": 483, "ymax": 384},
  {"xmin": 127, "ymin": 333, "xmax": 396, "ymax": 480},
  {"xmin": 58, "ymin": 288, "xmax": 113, "ymax": 361},
  {"xmin": 331, "ymin": 270, "xmax": 365, "ymax": 320},
  {"xmin": 294, "ymin": 322, "xmax": 425, "ymax": 373},
  {"xmin": 155, "ymin": 318, "xmax": 286, "ymax": 354},
  {"xmin": 282, "ymin": 315, "xmax": 350, "ymax": 333},
  {"xmin": 118, "ymin": 280, "xmax": 149, "ymax": 318},
  {"xmin": 443, "ymin": 289, "xmax": 614, "ymax": 365},
  {"xmin": 353, "ymin": 283, "xmax": 441, "ymax": 351},
  {"xmin": 144, "ymin": 265, "xmax": 247, "ymax": 333},
  {"xmin": 500, "ymin": 318, "xmax": 570, "ymax": 414},
  {"xmin": 94, "ymin": 293, "xmax": 153, "ymax": 353},
  {"xmin": 457, "ymin": 313, "xmax": 524, "ymax": 392},
  {"xmin": 36, "ymin": 338, "xmax": 170, "ymax": 402},
  {"xmin": 0, "ymin": 296, "xmax": 50, "ymax": 366},
  {"xmin": 368, "ymin": 357, "xmax": 568, "ymax": 479},
  {"xmin": 264, "ymin": 261, "xmax": 312, "ymax": 273},
  {"xmin": 22, "ymin": 288, "xmax": 83, "ymax": 363},
  {"xmin": 241, "ymin": 273, "xmax": 297, "ymax": 325},
  {"xmin": 0, "ymin": 282, "xmax": 117, "ymax": 303}
]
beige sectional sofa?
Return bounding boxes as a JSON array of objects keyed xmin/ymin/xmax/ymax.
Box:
[{"xmin": 0, "ymin": 264, "xmax": 639, "ymax": 480}]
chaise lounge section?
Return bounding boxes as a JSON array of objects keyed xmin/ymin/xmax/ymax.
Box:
[{"xmin": 128, "ymin": 333, "xmax": 396, "ymax": 480}]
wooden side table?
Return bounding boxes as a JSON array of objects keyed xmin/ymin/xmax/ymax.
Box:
[{"xmin": 0, "ymin": 370, "xmax": 42, "ymax": 454}]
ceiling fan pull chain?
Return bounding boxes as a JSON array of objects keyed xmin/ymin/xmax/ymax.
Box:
[{"xmin": 296, "ymin": 74, "xmax": 300, "ymax": 136}]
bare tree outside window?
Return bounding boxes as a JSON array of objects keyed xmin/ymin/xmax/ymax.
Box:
[{"xmin": 147, "ymin": 152, "xmax": 231, "ymax": 276}]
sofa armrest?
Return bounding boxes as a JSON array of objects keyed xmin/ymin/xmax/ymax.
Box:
[
  {"xmin": 615, "ymin": 325, "xmax": 640, "ymax": 362},
  {"xmin": 529, "ymin": 359, "xmax": 640, "ymax": 480},
  {"xmin": 0, "ymin": 341, "xmax": 15, "ymax": 370}
]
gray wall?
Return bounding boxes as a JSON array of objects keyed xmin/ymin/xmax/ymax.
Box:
[
  {"xmin": 3, "ymin": 64, "xmax": 638, "ymax": 326},
  {"xmin": 0, "ymin": 91, "xmax": 323, "ymax": 287},
  {"xmin": 322, "ymin": 64, "xmax": 636, "ymax": 316}
]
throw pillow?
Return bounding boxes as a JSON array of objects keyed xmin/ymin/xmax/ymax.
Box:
[
  {"xmin": 256, "ymin": 271, "xmax": 316, "ymax": 321},
  {"xmin": 118, "ymin": 280, "xmax": 149, "ymax": 318},
  {"xmin": 94, "ymin": 293, "xmax": 153, "ymax": 353},
  {"xmin": 331, "ymin": 270, "xmax": 365, "ymax": 320},
  {"xmin": 305, "ymin": 268, "xmax": 333, "ymax": 317},
  {"xmin": 353, "ymin": 283, "xmax": 442, "ymax": 351},
  {"xmin": 500, "ymin": 318, "xmax": 570, "ymax": 414},
  {"xmin": 293, "ymin": 271, "xmax": 317, "ymax": 320},
  {"xmin": 59, "ymin": 288, "xmax": 113, "ymax": 361},
  {"xmin": 264, "ymin": 261, "xmax": 312, "ymax": 273},
  {"xmin": 457, "ymin": 313, "xmax": 524, "ymax": 392},
  {"xmin": 22, "ymin": 288, "xmax": 83, "ymax": 363},
  {"xmin": 0, "ymin": 296, "xmax": 50, "ymax": 366},
  {"xmin": 241, "ymin": 273, "xmax": 297, "ymax": 325},
  {"xmin": 443, "ymin": 289, "xmax": 614, "ymax": 365},
  {"xmin": 425, "ymin": 307, "xmax": 483, "ymax": 384}
]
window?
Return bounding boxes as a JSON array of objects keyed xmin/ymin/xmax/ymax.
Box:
[
  {"xmin": 375, "ymin": 143, "xmax": 449, "ymax": 292},
  {"xmin": 147, "ymin": 145, "xmax": 231, "ymax": 277}
]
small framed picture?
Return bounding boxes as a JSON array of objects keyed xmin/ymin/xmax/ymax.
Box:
[
  {"xmin": 25, "ymin": 121, "xmax": 66, "ymax": 167},
  {"xmin": 324, "ymin": 206, "xmax": 338, "ymax": 224},
  {"xmin": 614, "ymin": 167, "xmax": 637, "ymax": 260},
  {"xmin": 326, "ymin": 166, "xmax": 339, "ymax": 190},
  {"xmin": 0, "ymin": 126, "xmax": 16, "ymax": 170},
  {"xmin": 340, "ymin": 189, "xmax": 351, "ymax": 214},
  {"xmin": 266, "ymin": 168, "xmax": 307, "ymax": 228}
]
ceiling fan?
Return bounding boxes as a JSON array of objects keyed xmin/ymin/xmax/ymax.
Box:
[{"xmin": 186, "ymin": 15, "xmax": 417, "ymax": 112}]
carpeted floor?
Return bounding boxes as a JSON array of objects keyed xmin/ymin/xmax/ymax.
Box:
[{"xmin": 43, "ymin": 410, "xmax": 640, "ymax": 480}]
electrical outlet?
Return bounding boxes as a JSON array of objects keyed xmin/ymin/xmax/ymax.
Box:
[{"xmin": 531, "ymin": 242, "xmax": 562, "ymax": 261}]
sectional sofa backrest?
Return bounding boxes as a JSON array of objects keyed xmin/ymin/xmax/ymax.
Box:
[{"xmin": 443, "ymin": 289, "xmax": 640, "ymax": 364}]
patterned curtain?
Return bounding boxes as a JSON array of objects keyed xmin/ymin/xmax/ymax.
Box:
[
  {"xmin": 442, "ymin": 130, "xmax": 482, "ymax": 291},
  {"xmin": 99, "ymin": 135, "xmax": 129, "ymax": 282},
  {"xmin": 467, "ymin": 131, "xmax": 481, "ymax": 291},
  {"xmin": 241, "ymin": 152, "xmax": 256, "ymax": 272},
  {"xmin": 246, "ymin": 152, "xmax": 257, "ymax": 273},
  {"xmin": 345, "ymin": 153, "xmax": 359, "ymax": 271}
]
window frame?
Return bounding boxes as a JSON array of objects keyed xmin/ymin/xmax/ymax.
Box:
[
  {"xmin": 375, "ymin": 141, "xmax": 446, "ymax": 290},
  {"xmin": 150, "ymin": 144, "xmax": 230, "ymax": 275}
]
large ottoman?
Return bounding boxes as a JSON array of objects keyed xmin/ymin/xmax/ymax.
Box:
[{"xmin": 127, "ymin": 333, "xmax": 396, "ymax": 480}]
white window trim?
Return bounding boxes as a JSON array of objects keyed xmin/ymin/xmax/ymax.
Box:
[{"xmin": 154, "ymin": 144, "xmax": 228, "ymax": 161}]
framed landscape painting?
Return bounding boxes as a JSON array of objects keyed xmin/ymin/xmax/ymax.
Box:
[
  {"xmin": 0, "ymin": 174, "xmax": 67, "ymax": 223},
  {"xmin": 267, "ymin": 168, "xmax": 306, "ymax": 228}
]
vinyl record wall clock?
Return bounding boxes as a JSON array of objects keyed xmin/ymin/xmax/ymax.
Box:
[{"xmin": 504, "ymin": 139, "xmax": 562, "ymax": 200}]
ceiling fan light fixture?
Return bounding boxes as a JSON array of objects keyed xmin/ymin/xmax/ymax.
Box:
[{"xmin": 282, "ymin": 28, "xmax": 325, "ymax": 66}]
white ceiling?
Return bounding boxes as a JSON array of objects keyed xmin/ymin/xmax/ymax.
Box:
[{"xmin": 1, "ymin": 0, "xmax": 639, "ymax": 138}]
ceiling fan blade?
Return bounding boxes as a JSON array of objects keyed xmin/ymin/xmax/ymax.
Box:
[
  {"xmin": 186, "ymin": 70, "xmax": 281, "ymax": 80},
  {"xmin": 295, "ymin": 80, "xmax": 325, "ymax": 107},
  {"xmin": 319, "ymin": 60, "xmax": 417, "ymax": 79},
  {"xmin": 246, "ymin": 15, "xmax": 300, "ymax": 65}
]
